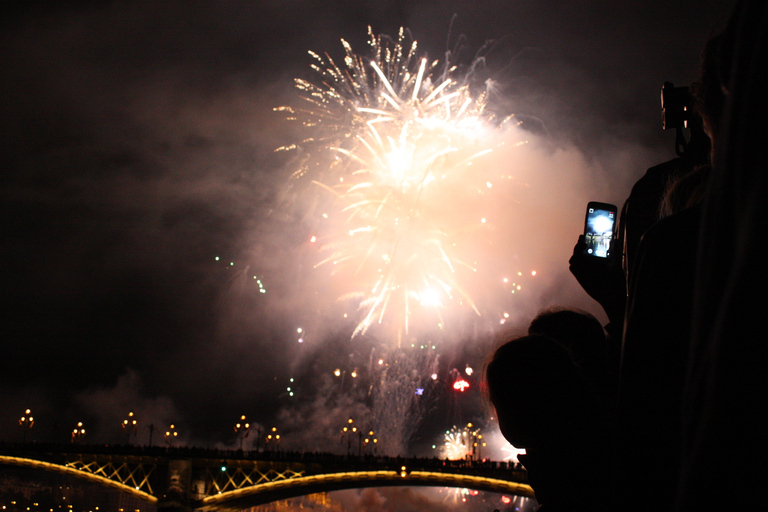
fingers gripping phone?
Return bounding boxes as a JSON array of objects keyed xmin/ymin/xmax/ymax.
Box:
[{"xmin": 583, "ymin": 202, "xmax": 617, "ymax": 258}]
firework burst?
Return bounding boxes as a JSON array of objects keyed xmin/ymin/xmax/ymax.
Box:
[
  {"xmin": 441, "ymin": 423, "xmax": 482, "ymax": 460},
  {"xmin": 276, "ymin": 27, "xmax": 525, "ymax": 339}
]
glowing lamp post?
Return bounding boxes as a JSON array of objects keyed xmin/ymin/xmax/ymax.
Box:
[
  {"xmin": 462, "ymin": 423, "xmax": 484, "ymax": 461},
  {"xmin": 265, "ymin": 426, "xmax": 281, "ymax": 451},
  {"xmin": 122, "ymin": 411, "xmax": 137, "ymax": 444},
  {"xmin": 164, "ymin": 424, "xmax": 179, "ymax": 446},
  {"xmin": 19, "ymin": 409, "xmax": 34, "ymax": 443},
  {"xmin": 234, "ymin": 415, "xmax": 250, "ymax": 450},
  {"xmin": 341, "ymin": 418, "xmax": 359, "ymax": 456},
  {"xmin": 363, "ymin": 430, "xmax": 378, "ymax": 455},
  {"xmin": 71, "ymin": 422, "xmax": 86, "ymax": 444}
]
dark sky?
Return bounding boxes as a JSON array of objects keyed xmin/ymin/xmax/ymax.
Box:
[{"xmin": 1, "ymin": 0, "xmax": 737, "ymax": 450}]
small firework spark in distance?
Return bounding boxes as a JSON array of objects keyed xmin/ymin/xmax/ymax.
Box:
[{"xmin": 276, "ymin": 27, "xmax": 525, "ymax": 339}]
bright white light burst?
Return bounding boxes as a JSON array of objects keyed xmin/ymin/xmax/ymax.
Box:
[{"xmin": 276, "ymin": 27, "xmax": 524, "ymax": 338}]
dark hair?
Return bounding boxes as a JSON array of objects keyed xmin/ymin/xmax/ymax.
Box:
[
  {"xmin": 528, "ymin": 307, "xmax": 606, "ymax": 367},
  {"xmin": 691, "ymin": 31, "xmax": 734, "ymax": 142},
  {"xmin": 486, "ymin": 334, "xmax": 583, "ymax": 411}
]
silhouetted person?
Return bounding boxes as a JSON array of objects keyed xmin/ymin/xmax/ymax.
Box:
[
  {"xmin": 486, "ymin": 334, "xmax": 610, "ymax": 512},
  {"xmin": 528, "ymin": 307, "xmax": 607, "ymax": 370},
  {"xmin": 569, "ymin": 84, "xmax": 712, "ymax": 349},
  {"xmin": 611, "ymin": 27, "xmax": 735, "ymax": 512},
  {"xmin": 678, "ymin": 1, "xmax": 768, "ymax": 510},
  {"xmin": 622, "ymin": 113, "xmax": 711, "ymax": 272},
  {"xmin": 613, "ymin": 28, "xmax": 737, "ymax": 512},
  {"xmin": 528, "ymin": 307, "xmax": 617, "ymax": 413},
  {"xmin": 569, "ymin": 24, "xmax": 733, "ymax": 512}
]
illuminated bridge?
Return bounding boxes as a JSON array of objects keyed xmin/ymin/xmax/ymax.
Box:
[{"xmin": 0, "ymin": 443, "xmax": 532, "ymax": 511}]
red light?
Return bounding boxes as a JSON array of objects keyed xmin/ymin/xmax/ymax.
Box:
[
  {"xmin": 501, "ymin": 496, "xmax": 512, "ymax": 504},
  {"xmin": 453, "ymin": 379, "xmax": 470, "ymax": 392}
]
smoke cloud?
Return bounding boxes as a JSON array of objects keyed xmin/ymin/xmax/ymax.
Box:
[{"xmin": 1, "ymin": 0, "xmax": 735, "ymax": 460}]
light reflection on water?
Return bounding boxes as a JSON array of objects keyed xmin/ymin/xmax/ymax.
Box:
[{"xmin": 247, "ymin": 487, "xmax": 539, "ymax": 512}]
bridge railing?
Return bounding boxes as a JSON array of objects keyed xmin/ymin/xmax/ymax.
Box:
[{"xmin": 0, "ymin": 441, "xmax": 525, "ymax": 473}]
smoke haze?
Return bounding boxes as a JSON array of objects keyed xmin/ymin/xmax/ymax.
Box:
[{"xmin": 1, "ymin": 0, "xmax": 736, "ymax": 458}]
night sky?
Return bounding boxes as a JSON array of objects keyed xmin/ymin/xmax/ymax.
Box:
[{"xmin": 1, "ymin": 0, "xmax": 737, "ymax": 450}]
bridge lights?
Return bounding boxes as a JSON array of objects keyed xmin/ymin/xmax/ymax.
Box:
[
  {"xmin": 165, "ymin": 424, "xmax": 179, "ymax": 446},
  {"xmin": 72, "ymin": 422, "xmax": 86, "ymax": 444},
  {"xmin": 266, "ymin": 426, "xmax": 281, "ymax": 451},
  {"xmin": 234, "ymin": 415, "xmax": 250, "ymax": 450},
  {"xmin": 363, "ymin": 430, "xmax": 378, "ymax": 454},
  {"xmin": 19, "ymin": 409, "xmax": 34, "ymax": 443},
  {"xmin": 341, "ymin": 418, "xmax": 361, "ymax": 455},
  {"xmin": 122, "ymin": 411, "xmax": 138, "ymax": 444},
  {"xmin": 476, "ymin": 434, "xmax": 486, "ymax": 461}
]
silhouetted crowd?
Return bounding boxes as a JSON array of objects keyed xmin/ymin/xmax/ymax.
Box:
[{"xmin": 485, "ymin": 2, "xmax": 768, "ymax": 511}]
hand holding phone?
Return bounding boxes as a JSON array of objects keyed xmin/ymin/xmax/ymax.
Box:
[
  {"xmin": 583, "ymin": 201, "xmax": 617, "ymax": 258},
  {"xmin": 570, "ymin": 201, "xmax": 625, "ymax": 328}
]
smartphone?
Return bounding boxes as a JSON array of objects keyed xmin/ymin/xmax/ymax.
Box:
[{"xmin": 583, "ymin": 202, "xmax": 617, "ymax": 258}]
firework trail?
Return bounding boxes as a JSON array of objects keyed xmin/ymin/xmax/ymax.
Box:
[
  {"xmin": 370, "ymin": 345, "xmax": 441, "ymax": 455},
  {"xmin": 276, "ymin": 27, "xmax": 526, "ymax": 340}
]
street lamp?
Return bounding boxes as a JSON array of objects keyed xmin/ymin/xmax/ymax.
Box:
[
  {"xmin": 234, "ymin": 415, "xmax": 250, "ymax": 450},
  {"xmin": 265, "ymin": 427, "xmax": 281, "ymax": 451},
  {"xmin": 341, "ymin": 418, "xmax": 361, "ymax": 456},
  {"xmin": 122, "ymin": 411, "xmax": 137, "ymax": 444},
  {"xmin": 477, "ymin": 434, "xmax": 486, "ymax": 461},
  {"xmin": 363, "ymin": 430, "xmax": 378, "ymax": 454},
  {"xmin": 71, "ymin": 422, "xmax": 86, "ymax": 444},
  {"xmin": 19, "ymin": 409, "xmax": 34, "ymax": 443},
  {"xmin": 465, "ymin": 423, "xmax": 484, "ymax": 461},
  {"xmin": 164, "ymin": 424, "xmax": 179, "ymax": 446}
]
